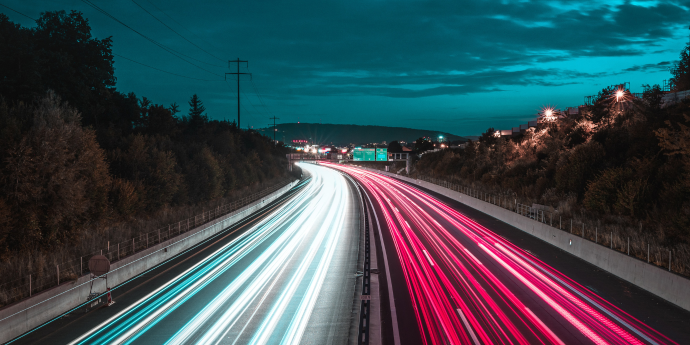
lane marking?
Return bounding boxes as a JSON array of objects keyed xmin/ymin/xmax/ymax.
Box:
[
  {"xmin": 524, "ymin": 307, "xmax": 566, "ymax": 345},
  {"xmin": 66, "ymin": 188, "xmax": 306, "ymax": 345},
  {"xmin": 362, "ymin": 188, "xmax": 401, "ymax": 345},
  {"xmin": 31, "ymin": 201, "xmax": 290, "ymax": 345},
  {"xmin": 456, "ymin": 308, "xmax": 480, "ymax": 345},
  {"xmin": 423, "ymin": 250, "xmax": 434, "ymax": 267}
]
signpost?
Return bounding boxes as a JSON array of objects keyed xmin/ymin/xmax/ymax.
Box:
[{"xmin": 87, "ymin": 255, "xmax": 114, "ymax": 309}]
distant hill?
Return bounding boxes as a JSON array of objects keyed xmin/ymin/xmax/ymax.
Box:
[{"xmin": 257, "ymin": 123, "xmax": 466, "ymax": 146}]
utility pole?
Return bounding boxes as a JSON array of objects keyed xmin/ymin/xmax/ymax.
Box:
[
  {"xmin": 225, "ymin": 59, "xmax": 251, "ymax": 129},
  {"xmin": 269, "ymin": 116, "xmax": 280, "ymax": 145}
]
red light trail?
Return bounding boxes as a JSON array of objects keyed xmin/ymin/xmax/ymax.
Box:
[{"xmin": 324, "ymin": 163, "xmax": 675, "ymax": 345}]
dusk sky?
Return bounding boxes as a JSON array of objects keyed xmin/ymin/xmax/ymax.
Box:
[{"xmin": 2, "ymin": 0, "xmax": 689, "ymax": 136}]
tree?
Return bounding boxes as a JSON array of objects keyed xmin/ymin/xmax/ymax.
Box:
[
  {"xmin": 585, "ymin": 87, "xmax": 615, "ymax": 126},
  {"xmin": 0, "ymin": 14, "xmax": 42, "ymax": 104},
  {"xmin": 188, "ymin": 94, "xmax": 207, "ymax": 127},
  {"xmin": 670, "ymin": 42, "xmax": 690, "ymax": 92},
  {"xmin": 479, "ymin": 127, "xmax": 498, "ymax": 145},
  {"xmin": 145, "ymin": 104, "xmax": 177, "ymax": 136},
  {"xmin": 387, "ymin": 141, "xmax": 403, "ymax": 153},
  {"xmin": 413, "ymin": 137, "xmax": 434, "ymax": 153},
  {"xmin": 0, "ymin": 92, "xmax": 111, "ymax": 252},
  {"xmin": 169, "ymin": 102, "xmax": 180, "ymax": 116},
  {"xmin": 555, "ymin": 141, "xmax": 605, "ymax": 199},
  {"xmin": 33, "ymin": 10, "xmax": 115, "ymax": 126}
]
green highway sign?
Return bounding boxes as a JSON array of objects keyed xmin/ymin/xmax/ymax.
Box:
[
  {"xmin": 353, "ymin": 148, "xmax": 376, "ymax": 161},
  {"xmin": 376, "ymin": 148, "xmax": 388, "ymax": 161}
]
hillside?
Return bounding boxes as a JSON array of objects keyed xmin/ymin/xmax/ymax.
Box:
[
  {"xmin": 412, "ymin": 83, "xmax": 690, "ymax": 276},
  {"xmin": 257, "ymin": 123, "xmax": 466, "ymax": 145},
  {"xmin": 0, "ymin": 12, "xmax": 292, "ymax": 265}
]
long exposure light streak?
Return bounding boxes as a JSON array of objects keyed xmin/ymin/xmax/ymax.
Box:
[
  {"xmin": 324, "ymin": 163, "xmax": 676, "ymax": 345},
  {"xmin": 67, "ymin": 164, "xmax": 354, "ymax": 345}
]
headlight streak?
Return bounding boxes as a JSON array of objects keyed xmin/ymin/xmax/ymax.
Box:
[
  {"xmin": 249, "ymin": 186, "xmax": 346, "ymax": 345},
  {"xmin": 69, "ymin": 164, "xmax": 354, "ymax": 345},
  {"xmin": 164, "ymin": 179, "xmax": 331, "ymax": 345},
  {"xmin": 74, "ymin": 186, "xmax": 316, "ymax": 345},
  {"xmin": 70, "ymin": 205, "xmax": 297, "ymax": 345},
  {"xmin": 188, "ymin": 174, "xmax": 346, "ymax": 345},
  {"xmin": 323, "ymin": 163, "xmax": 675, "ymax": 345}
]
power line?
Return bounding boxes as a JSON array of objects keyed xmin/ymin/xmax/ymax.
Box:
[
  {"xmin": 129, "ymin": 0, "xmax": 226, "ymax": 62},
  {"xmin": 269, "ymin": 116, "xmax": 280, "ymax": 145},
  {"xmin": 249, "ymin": 79, "xmax": 276, "ymax": 117},
  {"xmin": 224, "ymin": 80, "xmax": 259, "ymax": 129},
  {"xmin": 80, "ymin": 0, "xmax": 223, "ymax": 76},
  {"xmin": 241, "ymin": 87, "xmax": 269, "ymax": 117},
  {"xmin": 0, "ymin": 3, "xmax": 36, "ymax": 21},
  {"xmin": 114, "ymin": 53, "xmax": 221, "ymax": 81},
  {"xmin": 225, "ymin": 59, "xmax": 252, "ymax": 128},
  {"xmin": 144, "ymin": 0, "xmax": 230, "ymax": 59},
  {"xmin": 1, "ymin": 4, "xmax": 221, "ymax": 83},
  {"xmin": 227, "ymin": 79, "xmax": 269, "ymax": 125}
]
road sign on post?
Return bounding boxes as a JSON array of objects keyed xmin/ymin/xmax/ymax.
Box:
[
  {"xmin": 88, "ymin": 255, "xmax": 112, "ymax": 306},
  {"xmin": 89, "ymin": 255, "xmax": 110, "ymax": 277}
]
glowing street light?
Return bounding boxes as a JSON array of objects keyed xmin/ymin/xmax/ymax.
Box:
[
  {"xmin": 540, "ymin": 106, "xmax": 557, "ymax": 122},
  {"xmin": 615, "ymin": 89, "xmax": 624, "ymax": 103}
]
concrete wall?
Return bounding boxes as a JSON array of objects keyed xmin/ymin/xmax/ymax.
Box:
[
  {"xmin": 356, "ymin": 168, "xmax": 690, "ymax": 312},
  {"xmin": 0, "ymin": 180, "xmax": 298, "ymax": 344}
]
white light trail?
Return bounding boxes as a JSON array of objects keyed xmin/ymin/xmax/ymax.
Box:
[{"xmin": 70, "ymin": 164, "xmax": 354, "ymax": 345}]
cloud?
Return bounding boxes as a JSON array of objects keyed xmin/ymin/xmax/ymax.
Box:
[
  {"xmin": 2, "ymin": 0, "xmax": 688, "ymax": 135},
  {"xmin": 623, "ymin": 61, "xmax": 673, "ymax": 72}
]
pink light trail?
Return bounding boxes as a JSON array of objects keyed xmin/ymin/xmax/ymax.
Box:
[{"xmin": 324, "ymin": 163, "xmax": 676, "ymax": 345}]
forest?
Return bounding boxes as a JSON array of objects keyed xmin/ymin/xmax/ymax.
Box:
[{"xmin": 0, "ymin": 11, "xmax": 291, "ymax": 261}]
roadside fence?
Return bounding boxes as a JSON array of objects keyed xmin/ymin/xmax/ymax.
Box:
[
  {"xmin": 0, "ymin": 178, "xmax": 295, "ymax": 308},
  {"xmin": 415, "ymin": 175, "xmax": 687, "ymax": 277}
]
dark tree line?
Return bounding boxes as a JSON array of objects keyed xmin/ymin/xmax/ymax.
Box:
[{"xmin": 0, "ymin": 11, "xmax": 289, "ymax": 258}]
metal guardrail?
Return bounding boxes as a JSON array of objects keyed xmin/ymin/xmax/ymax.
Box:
[
  {"xmin": 412, "ymin": 174, "xmax": 684, "ymax": 276},
  {"xmin": 357, "ymin": 191, "xmax": 371, "ymax": 345},
  {"xmin": 0, "ymin": 178, "xmax": 295, "ymax": 308}
]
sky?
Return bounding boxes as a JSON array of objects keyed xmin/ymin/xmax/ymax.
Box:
[{"xmin": 2, "ymin": 0, "xmax": 689, "ymax": 136}]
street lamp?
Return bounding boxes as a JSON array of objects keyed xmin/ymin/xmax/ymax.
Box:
[
  {"xmin": 615, "ymin": 89, "xmax": 624, "ymax": 103},
  {"xmin": 539, "ymin": 106, "xmax": 557, "ymax": 122}
]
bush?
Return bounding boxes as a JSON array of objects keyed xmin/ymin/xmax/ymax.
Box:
[{"xmin": 555, "ymin": 141, "xmax": 604, "ymax": 199}]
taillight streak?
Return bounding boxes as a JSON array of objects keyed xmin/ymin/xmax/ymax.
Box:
[{"xmin": 324, "ymin": 163, "xmax": 674, "ymax": 345}]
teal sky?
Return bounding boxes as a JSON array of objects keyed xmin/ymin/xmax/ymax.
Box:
[{"xmin": 2, "ymin": 0, "xmax": 689, "ymax": 136}]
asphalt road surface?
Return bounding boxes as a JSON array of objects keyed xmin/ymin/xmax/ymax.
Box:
[
  {"xmin": 326, "ymin": 163, "xmax": 690, "ymax": 345},
  {"xmin": 8, "ymin": 163, "xmax": 360, "ymax": 345}
]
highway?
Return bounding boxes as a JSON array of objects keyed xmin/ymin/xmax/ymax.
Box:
[
  {"xmin": 325, "ymin": 163, "xmax": 686, "ymax": 345},
  {"xmin": 8, "ymin": 163, "xmax": 360, "ymax": 345}
]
